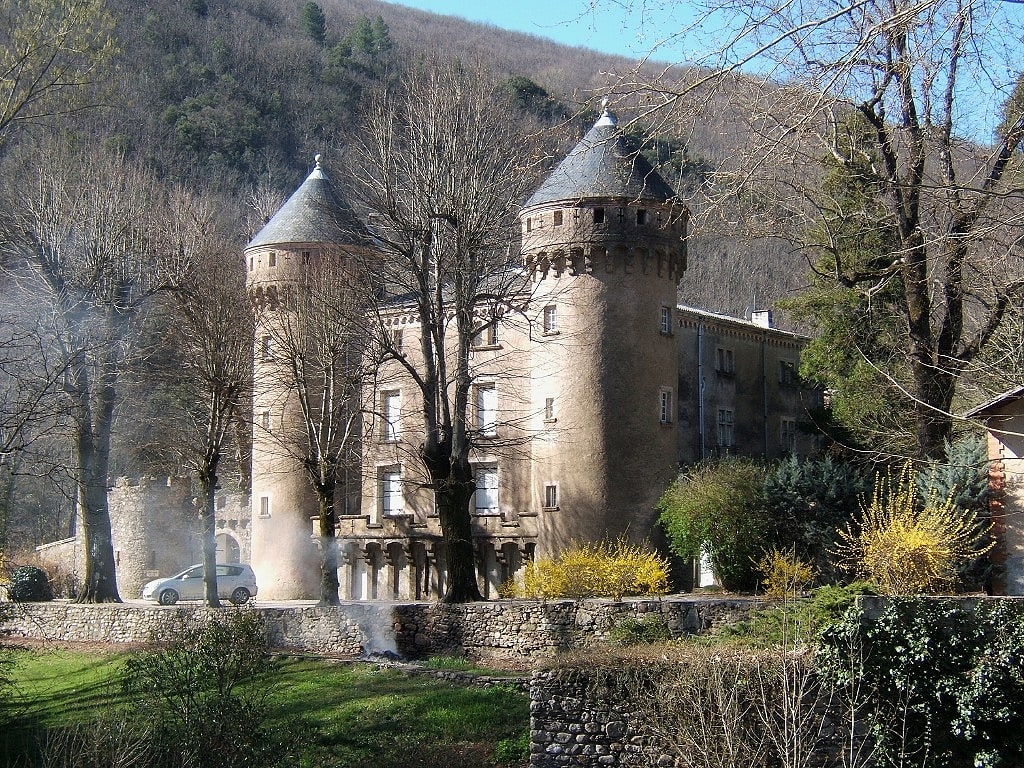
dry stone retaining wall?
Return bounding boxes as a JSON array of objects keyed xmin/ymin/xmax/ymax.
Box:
[{"xmin": 0, "ymin": 597, "xmax": 756, "ymax": 659}]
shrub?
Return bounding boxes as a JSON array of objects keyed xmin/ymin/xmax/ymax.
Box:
[
  {"xmin": 921, "ymin": 435, "xmax": 995, "ymax": 589},
  {"xmin": 755, "ymin": 548, "xmax": 816, "ymax": 599},
  {"xmin": 764, "ymin": 455, "xmax": 867, "ymax": 583},
  {"xmin": 697, "ymin": 582, "xmax": 875, "ymax": 649},
  {"xmin": 657, "ymin": 458, "xmax": 770, "ymax": 591},
  {"xmin": 7, "ymin": 566, "xmax": 53, "ymax": 602},
  {"xmin": 817, "ymin": 598, "xmax": 1024, "ymax": 768},
  {"xmin": 608, "ymin": 616, "xmax": 672, "ymax": 647},
  {"xmin": 121, "ymin": 611, "xmax": 294, "ymax": 768},
  {"xmin": 604, "ymin": 644, "xmax": 824, "ymax": 768},
  {"xmin": 511, "ymin": 539, "xmax": 669, "ymax": 600},
  {"xmin": 836, "ymin": 463, "xmax": 993, "ymax": 595}
]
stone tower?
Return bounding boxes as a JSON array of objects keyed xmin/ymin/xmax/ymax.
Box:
[
  {"xmin": 245, "ymin": 156, "xmax": 370, "ymax": 599},
  {"xmin": 520, "ymin": 106, "xmax": 688, "ymax": 555}
]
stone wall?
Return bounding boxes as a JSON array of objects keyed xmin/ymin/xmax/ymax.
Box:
[
  {"xmin": 530, "ymin": 667, "xmax": 645, "ymax": 767},
  {"xmin": 0, "ymin": 596, "xmax": 756, "ymax": 659}
]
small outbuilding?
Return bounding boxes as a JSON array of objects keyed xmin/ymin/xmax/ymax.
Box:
[{"xmin": 967, "ymin": 386, "xmax": 1024, "ymax": 594}]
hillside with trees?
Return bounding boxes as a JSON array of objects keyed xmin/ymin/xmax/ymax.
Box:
[{"xmin": 70, "ymin": 0, "xmax": 803, "ymax": 317}]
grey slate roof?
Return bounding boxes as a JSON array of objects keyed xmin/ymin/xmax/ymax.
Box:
[
  {"xmin": 524, "ymin": 109, "xmax": 677, "ymax": 208},
  {"xmin": 247, "ymin": 156, "xmax": 367, "ymax": 249}
]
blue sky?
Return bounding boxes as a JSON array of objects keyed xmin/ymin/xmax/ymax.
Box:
[
  {"xmin": 382, "ymin": 0, "xmax": 1024, "ymax": 143},
  {"xmin": 381, "ymin": 0, "xmax": 691, "ymax": 60}
]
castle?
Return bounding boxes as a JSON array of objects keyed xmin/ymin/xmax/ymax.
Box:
[{"xmin": 245, "ymin": 107, "xmax": 821, "ymax": 601}]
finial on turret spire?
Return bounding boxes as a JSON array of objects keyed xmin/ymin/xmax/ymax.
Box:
[
  {"xmin": 595, "ymin": 97, "xmax": 617, "ymax": 127},
  {"xmin": 314, "ymin": 153, "xmax": 323, "ymax": 169}
]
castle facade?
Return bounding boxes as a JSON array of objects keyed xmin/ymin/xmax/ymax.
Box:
[{"xmin": 246, "ymin": 108, "xmax": 821, "ymax": 600}]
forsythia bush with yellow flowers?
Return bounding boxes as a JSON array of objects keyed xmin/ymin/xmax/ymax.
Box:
[
  {"xmin": 756, "ymin": 548, "xmax": 816, "ymax": 599},
  {"xmin": 836, "ymin": 463, "xmax": 993, "ymax": 595},
  {"xmin": 504, "ymin": 540, "xmax": 670, "ymax": 600}
]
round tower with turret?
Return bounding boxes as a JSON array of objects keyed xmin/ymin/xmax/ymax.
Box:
[
  {"xmin": 245, "ymin": 156, "xmax": 371, "ymax": 599},
  {"xmin": 521, "ymin": 106, "xmax": 688, "ymax": 555}
]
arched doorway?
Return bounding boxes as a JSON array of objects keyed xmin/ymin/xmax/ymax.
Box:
[{"xmin": 216, "ymin": 533, "xmax": 240, "ymax": 563}]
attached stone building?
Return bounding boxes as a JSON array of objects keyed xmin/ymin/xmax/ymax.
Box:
[
  {"xmin": 245, "ymin": 108, "xmax": 822, "ymax": 601},
  {"xmin": 36, "ymin": 477, "xmax": 250, "ymax": 599}
]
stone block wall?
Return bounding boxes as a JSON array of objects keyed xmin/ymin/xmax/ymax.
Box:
[{"xmin": 0, "ymin": 597, "xmax": 757, "ymax": 660}]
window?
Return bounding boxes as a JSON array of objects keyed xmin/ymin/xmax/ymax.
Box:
[
  {"xmin": 258, "ymin": 496, "xmax": 271, "ymax": 518},
  {"xmin": 381, "ymin": 469, "xmax": 404, "ymax": 516},
  {"xmin": 248, "ymin": 256, "xmax": 254, "ymax": 270},
  {"xmin": 544, "ymin": 483, "xmax": 559, "ymax": 509},
  {"xmin": 781, "ymin": 419, "xmax": 797, "ymax": 452},
  {"xmin": 476, "ymin": 384, "xmax": 497, "ymax": 436},
  {"xmin": 544, "ymin": 397, "xmax": 555, "ymax": 421},
  {"xmin": 301, "ymin": 250, "xmax": 311, "ymax": 264},
  {"xmin": 660, "ymin": 306, "xmax": 672, "ymax": 334},
  {"xmin": 217, "ymin": 496, "xmax": 226, "ymax": 510},
  {"xmin": 553, "ymin": 210, "xmax": 563, "ymax": 226},
  {"xmin": 593, "ymin": 207, "xmax": 605, "ymax": 224},
  {"xmin": 780, "ymin": 360, "xmax": 799, "ymax": 387},
  {"xmin": 717, "ymin": 409, "xmax": 735, "ymax": 448},
  {"xmin": 392, "ymin": 328, "xmax": 404, "ymax": 353},
  {"xmin": 636, "ymin": 209, "xmax": 648, "ymax": 225},
  {"xmin": 472, "ymin": 320, "xmax": 499, "ymax": 348},
  {"xmin": 526, "ymin": 217, "xmax": 532, "ymax": 233},
  {"xmin": 542, "ymin": 305, "xmax": 558, "ymax": 334},
  {"xmin": 268, "ymin": 252, "xmax": 277, "ymax": 268},
  {"xmin": 259, "ymin": 409, "xmax": 271, "ymax": 431},
  {"xmin": 260, "ymin": 336, "xmax": 273, "ymax": 361},
  {"xmin": 382, "ymin": 390, "xmax": 400, "ymax": 442},
  {"xmin": 716, "ymin": 347, "xmax": 735, "ymax": 375},
  {"xmin": 659, "ymin": 389, "xmax": 673, "ymax": 424},
  {"xmin": 474, "ymin": 466, "xmax": 499, "ymax": 514}
]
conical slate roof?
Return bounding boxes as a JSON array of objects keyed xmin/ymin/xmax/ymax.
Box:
[
  {"xmin": 247, "ymin": 156, "xmax": 367, "ymax": 249},
  {"xmin": 524, "ymin": 107, "xmax": 677, "ymax": 208}
]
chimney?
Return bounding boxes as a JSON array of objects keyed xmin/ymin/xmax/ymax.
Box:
[{"xmin": 751, "ymin": 309, "xmax": 773, "ymax": 328}]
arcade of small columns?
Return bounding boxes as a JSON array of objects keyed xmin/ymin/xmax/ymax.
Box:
[{"xmin": 333, "ymin": 537, "xmax": 535, "ymax": 601}]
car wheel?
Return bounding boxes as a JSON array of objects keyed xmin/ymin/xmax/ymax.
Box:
[
  {"xmin": 158, "ymin": 589, "xmax": 179, "ymax": 606},
  {"xmin": 229, "ymin": 587, "xmax": 251, "ymax": 605}
]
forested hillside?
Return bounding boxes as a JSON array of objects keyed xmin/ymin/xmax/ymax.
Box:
[{"xmin": 89, "ymin": 0, "xmax": 805, "ymax": 318}]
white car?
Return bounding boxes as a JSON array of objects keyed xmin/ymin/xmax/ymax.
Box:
[{"xmin": 141, "ymin": 563, "xmax": 258, "ymax": 606}]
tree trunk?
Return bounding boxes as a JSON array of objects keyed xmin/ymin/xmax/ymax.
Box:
[
  {"xmin": 200, "ymin": 471, "xmax": 221, "ymax": 607},
  {"xmin": 435, "ymin": 458, "xmax": 482, "ymax": 603},
  {"xmin": 911, "ymin": 361, "xmax": 956, "ymax": 461},
  {"xmin": 318, "ymin": 477, "xmax": 341, "ymax": 605},
  {"xmin": 72, "ymin": 348, "xmax": 121, "ymax": 603}
]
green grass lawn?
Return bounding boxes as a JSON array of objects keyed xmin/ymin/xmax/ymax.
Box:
[{"xmin": 1, "ymin": 648, "xmax": 530, "ymax": 768}]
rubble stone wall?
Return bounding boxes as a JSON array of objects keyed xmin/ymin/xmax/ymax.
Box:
[{"xmin": 0, "ymin": 597, "xmax": 756, "ymax": 659}]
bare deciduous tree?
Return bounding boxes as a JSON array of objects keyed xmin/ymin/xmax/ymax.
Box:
[
  {"xmin": 256, "ymin": 250, "xmax": 367, "ymax": 605},
  {"xmin": 0, "ymin": 0, "xmax": 113, "ymax": 152},
  {"xmin": 1, "ymin": 142, "xmax": 189, "ymax": 601},
  {"xmin": 345, "ymin": 56, "xmax": 542, "ymax": 602},
  {"xmin": 162, "ymin": 201, "xmax": 251, "ymax": 607},
  {"xmin": 608, "ymin": 0, "xmax": 1024, "ymax": 459}
]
